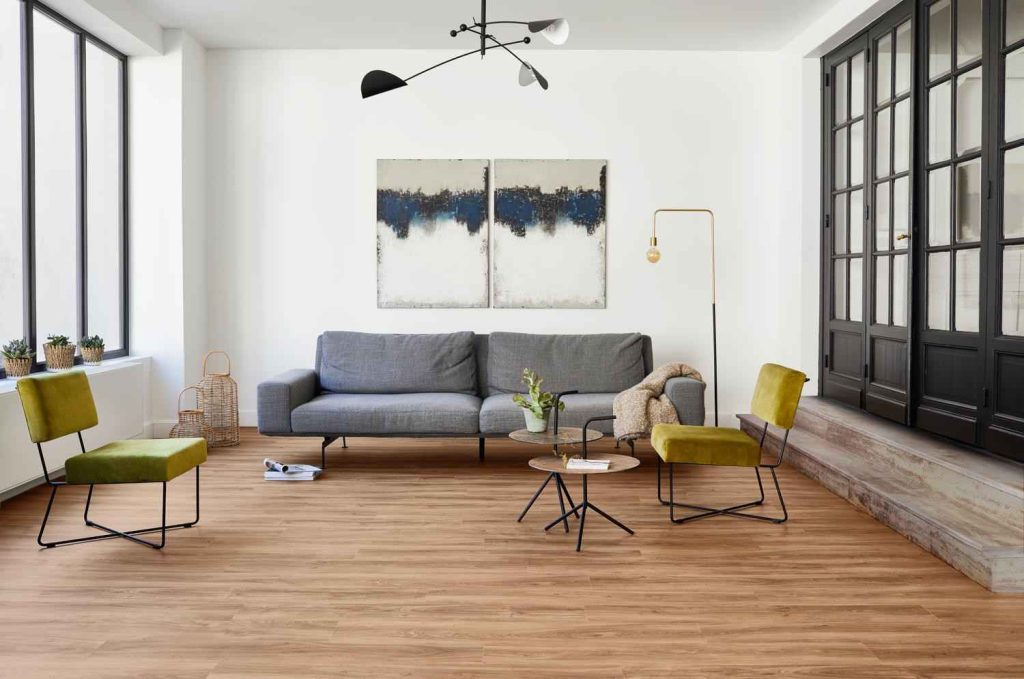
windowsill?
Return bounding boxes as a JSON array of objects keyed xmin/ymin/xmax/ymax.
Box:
[{"xmin": 0, "ymin": 356, "xmax": 149, "ymax": 396}]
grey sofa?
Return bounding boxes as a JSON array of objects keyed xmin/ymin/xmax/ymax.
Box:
[{"xmin": 257, "ymin": 331, "xmax": 705, "ymax": 465}]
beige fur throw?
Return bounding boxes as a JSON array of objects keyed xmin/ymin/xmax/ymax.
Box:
[{"xmin": 613, "ymin": 363, "xmax": 704, "ymax": 440}]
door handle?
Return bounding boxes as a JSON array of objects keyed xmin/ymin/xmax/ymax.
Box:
[{"xmin": 896, "ymin": 233, "xmax": 910, "ymax": 241}]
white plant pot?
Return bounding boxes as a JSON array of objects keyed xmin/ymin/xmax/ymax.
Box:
[{"xmin": 523, "ymin": 409, "xmax": 550, "ymax": 433}]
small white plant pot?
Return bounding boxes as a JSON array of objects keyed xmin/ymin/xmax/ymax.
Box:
[{"xmin": 523, "ymin": 409, "xmax": 550, "ymax": 433}]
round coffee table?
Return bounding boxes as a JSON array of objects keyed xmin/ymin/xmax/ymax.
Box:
[{"xmin": 511, "ymin": 426, "xmax": 639, "ymax": 551}]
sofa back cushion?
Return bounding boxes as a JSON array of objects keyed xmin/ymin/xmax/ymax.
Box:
[
  {"xmin": 317, "ymin": 331, "xmax": 478, "ymax": 394},
  {"xmin": 487, "ymin": 332, "xmax": 646, "ymax": 395}
]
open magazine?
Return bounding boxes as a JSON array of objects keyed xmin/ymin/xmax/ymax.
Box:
[
  {"xmin": 566, "ymin": 458, "xmax": 610, "ymax": 471},
  {"xmin": 263, "ymin": 458, "xmax": 322, "ymax": 481}
]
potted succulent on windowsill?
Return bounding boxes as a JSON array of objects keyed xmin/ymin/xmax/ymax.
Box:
[
  {"xmin": 80, "ymin": 335, "xmax": 105, "ymax": 366},
  {"xmin": 43, "ymin": 334, "xmax": 76, "ymax": 372},
  {"xmin": 2, "ymin": 338, "xmax": 35, "ymax": 379},
  {"xmin": 512, "ymin": 368, "xmax": 566, "ymax": 433}
]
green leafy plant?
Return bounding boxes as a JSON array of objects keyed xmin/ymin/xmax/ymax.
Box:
[
  {"xmin": 45, "ymin": 334, "xmax": 71, "ymax": 347},
  {"xmin": 80, "ymin": 335, "xmax": 105, "ymax": 350},
  {"xmin": 511, "ymin": 368, "xmax": 566, "ymax": 418},
  {"xmin": 2, "ymin": 338, "xmax": 34, "ymax": 360}
]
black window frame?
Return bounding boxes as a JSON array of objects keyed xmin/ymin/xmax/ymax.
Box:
[{"xmin": 3, "ymin": 0, "xmax": 129, "ymax": 378}]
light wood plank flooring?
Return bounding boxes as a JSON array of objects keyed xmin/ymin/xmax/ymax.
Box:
[{"xmin": 0, "ymin": 430, "xmax": 1021, "ymax": 678}]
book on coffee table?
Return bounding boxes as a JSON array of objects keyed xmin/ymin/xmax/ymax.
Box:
[{"xmin": 566, "ymin": 458, "xmax": 610, "ymax": 471}]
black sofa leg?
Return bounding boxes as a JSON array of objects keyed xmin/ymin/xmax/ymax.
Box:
[
  {"xmin": 342, "ymin": 437, "xmax": 348, "ymax": 449},
  {"xmin": 321, "ymin": 436, "xmax": 338, "ymax": 469},
  {"xmin": 478, "ymin": 438, "xmax": 485, "ymax": 462}
]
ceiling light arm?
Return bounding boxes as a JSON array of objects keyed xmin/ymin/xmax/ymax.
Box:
[
  {"xmin": 404, "ymin": 46, "xmax": 485, "ymax": 82},
  {"xmin": 464, "ymin": 27, "xmax": 531, "ymax": 69}
]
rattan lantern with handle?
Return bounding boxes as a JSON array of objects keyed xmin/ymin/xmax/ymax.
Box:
[
  {"xmin": 169, "ymin": 385, "xmax": 211, "ymax": 441},
  {"xmin": 197, "ymin": 350, "xmax": 239, "ymax": 447}
]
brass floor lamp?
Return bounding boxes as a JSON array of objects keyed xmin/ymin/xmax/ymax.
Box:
[{"xmin": 645, "ymin": 208, "xmax": 718, "ymax": 426}]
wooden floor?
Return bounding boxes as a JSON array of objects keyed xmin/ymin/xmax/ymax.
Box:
[{"xmin": 0, "ymin": 430, "xmax": 1022, "ymax": 678}]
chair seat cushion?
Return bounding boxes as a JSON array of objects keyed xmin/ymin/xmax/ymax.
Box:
[
  {"xmin": 291, "ymin": 393, "xmax": 482, "ymax": 435},
  {"xmin": 479, "ymin": 393, "xmax": 616, "ymax": 435},
  {"xmin": 64, "ymin": 438, "xmax": 207, "ymax": 485},
  {"xmin": 651, "ymin": 424, "xmax": 761, "ymax": 467}
]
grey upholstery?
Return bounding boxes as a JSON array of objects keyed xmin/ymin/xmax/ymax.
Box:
[
  {"xmin": 666, "ymin": 377, "xmax": 707, "ymax": 425},
  {"xmin": 487, "ymin": 332, "xmax": 646, "ymax": 395},
  {"xmin": 292, "ymin": 393, "xmax": 482, "ymax": 435},
  {"xmin": 316, "ymin": 331, "xmax": 477, "ymax": 394},
  {"xmin": 480, "ymin": 393, "xmax": 618, "ymax": 435},
  {"xmin": 257, "ymin": 369, "xmax": 318, "ymax": 433}
]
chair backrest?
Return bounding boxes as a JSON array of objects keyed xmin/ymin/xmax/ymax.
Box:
[
  {"xmin": 750, "ymin": 363, "xmax": 807, "ymax": 430},
  {"xmin": 16, "ymin": 371, "xmax": 99, "ymax": 443}
]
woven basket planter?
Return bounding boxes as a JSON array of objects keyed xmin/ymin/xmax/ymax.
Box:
[
  {"xmin": 3, "ymin": 357, "xmax": 32, "ymax": 378},
  {"xmin": 81, "ymin": 346, "xmax": 104, "ymax": 365},
  {"xmin": 197, "ymin": 351, "xmax": 239, "ymax": 447},
  {"xmin": 169, "ymin": 386, "xmax": 211, "ymax": 441},
  {"xmin": 44, "ymin": 343, "xmax": 76, "ymax": 371}
]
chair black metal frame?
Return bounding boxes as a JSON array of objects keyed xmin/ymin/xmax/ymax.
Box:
[
  {"xmin": 35, "ymin": 432, "xmax": 201, "ymax": 550},
  {"xmin": 655, "ymin": 422, "xmax": 789, "ymax": 524}
]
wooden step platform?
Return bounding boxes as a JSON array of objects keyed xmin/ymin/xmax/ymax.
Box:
[{"xmin": 738, "ymin": 396, "xmax": 1024, "ymax": 592}]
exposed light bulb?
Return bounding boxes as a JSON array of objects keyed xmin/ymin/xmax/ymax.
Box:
[{"xmin": 646, "ymin": 246, "xmax": 661, "ymax": 263}]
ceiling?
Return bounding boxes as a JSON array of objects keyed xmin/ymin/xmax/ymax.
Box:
[{"xmin": 131, "ymin": 0, "xmax": 839, "ymax": 51}]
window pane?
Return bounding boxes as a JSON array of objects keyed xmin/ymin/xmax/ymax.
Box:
[
  {"xmin": 1006, "ymin": 145, "xmax": 1024, "ymax": 238},
  {"xmin": 835, "ymin": 60, "xmax": 848, "ymax": 124},
  {"xmin": 834, "ymin": 259, "xmax": 847, "ymax": 320},
  {"xmin": 956, "ymin": 67, "xmax": 983, "ymax": 156},
  {"xmin": 875, "ymin": 181, "xmax": 891, "ymax": 249},
  {"xmin": 956, "ymin": 0, "xmax": 982, "ymax": 65},
  {"xmin": 895, "ymin": 21, "xmax": 912, "ymax": 96},
  {"xmin": 85, "ymin": 43, "xmax": 122, "ymax": 350},
  {"xmin": 32, "ymin": 11, "xmax": 79, "ymax": 356},
  {"xmin": 956, "ymin": 158, "xmax": 982, "ymax": 242},
  {"xmin": 850, "ymin": 52, "xmax": 865, "ymax": 119},
  {"xmin": 1004, "ymin": 245, "xmax": 1024, "ymax": 336},
  {"xmin": 876, "ymin": 107, "xmax": 891, "ymax": 178},
  {"xmin": 1006, "ymin": 47, "xmax": 1024, "ymax": 142},
  {"xmin": 929, "ymin": 167, "xmax": 952, "ymax": 245},
  {"xmin": 955, "ymin": 248, "xmax": 980, "ymax": 332},
  {"xmin": 876, "ymin": 255, "xmax": 890, "ymax": 325},
  {"xmin": 893, "ymin": 253, "xmax": 908, "ymax": 327},
  {"xmin": 850, "ymin": 257, "xmax": 863, "ymax": 322},
  {"xmin": 850, "ymin": 121, "xmax": 864, "ymax": 186},
  {"xmin": 930, "ymin": 0, "xmax": 952, "ymax": 80},
  {"xmin": 893, "ymin": 98, "xmax": 910, "ymax": 173},
  {"xmin": 834, "ymin": 194, "xmax": 848, "ymax": 254},
  {"xmin": 929, "ymin": 81, "xmax": 952, "ymax": 162},
  {"xmin": 1007, "ymin": 0, "xmax": 1024, "ymax": 47},
  {"xmin": 928, "ymin": 251, "xmax": 951, "ymax": 330},
  {"xmin": 835, "ymin": 128, "xmax": 848, "ymax": 189},
  {"xmin": 877, "ymin": 33, "xmax": 892, "ymax": 105},
  {"xmin": 0, "ymin": 0, "xmax": 23, "ymax": 347},
  {"xmin": 850, "ymin": 189, "xmax": 863, "ymax": 253},
  {"xmin": 894, "ymin": 176, "xmax": 909, "ymax": 249}
]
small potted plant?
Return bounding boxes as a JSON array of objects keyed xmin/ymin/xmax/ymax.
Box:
[
  {"xmin": 512, "ymin": 368, "xmax": 566, "ymax": 433},
  {"xmin": 43, "ymin": 334, "xmax": 76, "ymax": 372},
  {"xmin": 2, "ymin": 338, "xmax": 35, "ymax": 379},
  {"xmin": 80, "ymin": 335, "xmax": 105, "ymax": 365}
]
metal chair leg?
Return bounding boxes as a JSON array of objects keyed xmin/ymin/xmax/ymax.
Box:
[{"xmin": 658, "ymin": 458, "xmax": 787, "ymax": 524}]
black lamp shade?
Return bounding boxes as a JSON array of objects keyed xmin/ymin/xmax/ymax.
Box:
[{"xmin": 361, "ymin": 70, "xmax": 408, "ymax": 98}]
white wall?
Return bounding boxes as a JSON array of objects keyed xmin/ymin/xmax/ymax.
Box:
[{"xmin": 205, "ymin": 48, "xmax": 792, "ymax": 424}]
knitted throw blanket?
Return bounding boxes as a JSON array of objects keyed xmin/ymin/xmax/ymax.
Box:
[{"xmin": 613, "ymin": 362, "xmax": 704, "ymax": 440}]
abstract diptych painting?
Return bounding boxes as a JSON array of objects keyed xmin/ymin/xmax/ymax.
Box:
[
  {"xmin": 376, "ymin": 159, "xmax": 490, "ymax": 308},
  {"xmin": 493, "ymin": 159, "xmax": 607, "ymax": 308}
]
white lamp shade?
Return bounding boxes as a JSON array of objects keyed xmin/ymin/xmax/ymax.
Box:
[
  {"xmin": 540, "ymin": 18, "xmax": 569, "ymax": 45},
  {"xmin": 519, "ymin": 62, "xmax": 536, "ymax": 86}
]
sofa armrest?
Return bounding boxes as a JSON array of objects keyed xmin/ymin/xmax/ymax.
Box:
[
  {"xmin": 257, "ymin": 369, "xmax": 318, "ymax": 433},
  {"xmin": 665, "ymin": 376, "xmax": 706, "ymax": 425}
]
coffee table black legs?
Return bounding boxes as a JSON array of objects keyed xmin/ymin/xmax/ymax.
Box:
[
  {"xmin": 541, "ymin": 476, "xmax": 634, "ymax": 551},
  {"xmin": 517, "ymin": 472, "xmax": 579, "ymax": 532}
]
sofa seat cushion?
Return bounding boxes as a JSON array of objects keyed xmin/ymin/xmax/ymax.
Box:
[
  {"xmin": 291, "ymin": 393, "xmax": 482, "ymax": 435},
  {"xmin": 316, "ymin": 331, "xmax": 478, "ymax": 395},
  {"xmin": 480, "ymin": 393, "xmax": 617, "ymax": 435},
  {"xmin": 64, "ymin": 438, "xmax": 207, "ymax": 485}
]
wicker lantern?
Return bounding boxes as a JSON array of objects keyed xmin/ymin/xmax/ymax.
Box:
[
  {"xmin": 169, "ymin": 386, "xmax": 211, "ymax": 441},
  {"xmin": 197, "ymin": 351, "xmax": 239, "ymax": 447}
]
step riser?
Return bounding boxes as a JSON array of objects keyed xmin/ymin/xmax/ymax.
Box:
[
  {"xmin": 742, "ymin": 419, "xmax": 1023, "ymax": 593},
  {"xmin": 791, "ymin": 408, "xmax": 1020, "ymax": 524}
]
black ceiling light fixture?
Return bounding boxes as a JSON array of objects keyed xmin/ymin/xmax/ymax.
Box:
[{"xmin": 360, "ymin": 0, "xmax": 569, "ymax": 99}]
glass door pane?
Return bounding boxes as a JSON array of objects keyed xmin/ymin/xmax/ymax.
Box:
[
  {"xmin": 930, "ymin": 0, "xmax": 953, "ymax": 79},
  {"xmin": 928, "ymin": 252, "xmax": 952, "ymax": 329},
  {"xmin": 876, "ymin": 255, "xmax": 891, "ymax": 325},
  {"xmin": 1006, "ymin": 146, "xmax": 1024, "ymax": 237},
  {"xmin": 1005, "ymin": 245, "xmax": 1024, "ymax": 335},
  {"xmin": 955, "ymin": 248, "xmax": 980, "ymax": 331}
]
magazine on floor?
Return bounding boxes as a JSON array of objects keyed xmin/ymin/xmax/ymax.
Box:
[{"xmin": 263, "ymin": 458, "xmax": 322, "ymax": 481}]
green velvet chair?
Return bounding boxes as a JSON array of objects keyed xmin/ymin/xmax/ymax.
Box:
[
  {"xmin": 16, "ymin": 371, "xmax": 206, "ymax": 549},
  {"xmin": 651, "ymin": 363, "xmax": 807, "ymax": 524}
]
